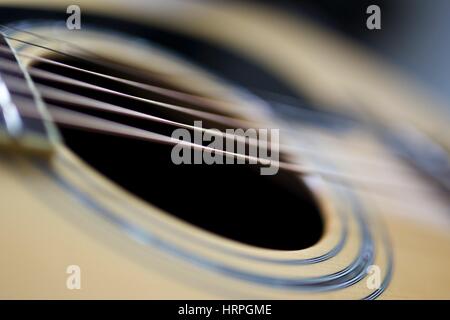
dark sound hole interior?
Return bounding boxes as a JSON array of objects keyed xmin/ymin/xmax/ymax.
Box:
[{"xmin": 32, "ymin": 55, "xmax": 323, "ymax": 251}]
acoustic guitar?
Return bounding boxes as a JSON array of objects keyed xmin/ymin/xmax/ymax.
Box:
[{"xmin": 0, "ymin": 0, "xmax": 449, "ymax": 299}]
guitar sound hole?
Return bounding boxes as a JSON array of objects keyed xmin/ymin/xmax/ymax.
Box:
[{"xmin": 32, "ymin": 57, "xmax": 323, "ymax": 251}]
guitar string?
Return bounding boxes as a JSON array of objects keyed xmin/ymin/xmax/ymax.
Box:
[
  {"xmin": 0, "ymin": 46, "xmax": 422, "ymax": 181},
  {"xmin": 0, "ymin": 37, "xmax": 409, "ymax": 157},
  {"xmin": 2, "ymin": 38, "xmax": 355, "ymax": 134},
  {"xmin": 0, "ymin": 43, "xmax": 395, "ymax": 151},
  {"xmin": 1, "ymin": 37, "xmax": 368, "ymax": 132},
  {"xmin": 0, "ymin": 26, "xmax": 381, "ymax": 132},
  {"xmin": 0, "ymin": 25, "xmax": 431, "ymax": 159},
  {"xmin": 0, "ymin": 42, "xmax": 371, "ymax": 133},
  {"xmin": 1, "ymin": 31, "xmax": 431, "ymax": 192},
  {"xmin": 1, "ymin": 54, "xmax": 409, "ymax": 173},
  {"xmin": 1, "ymin": 35, "xmax": 384, "ymax": 138},
  {"xmin": 1, "ymin": 37, "xmax": 402, "ymax": 155}
]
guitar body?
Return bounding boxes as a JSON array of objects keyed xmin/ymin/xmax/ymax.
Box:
[{"xmin": 0, "ymin": 0, "xmax": 449, "ymax": 299}]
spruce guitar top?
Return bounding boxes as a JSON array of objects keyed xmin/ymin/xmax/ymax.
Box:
[{"xmin": 0, "ymin": 0, "xmax": 449, "ymax": 299}]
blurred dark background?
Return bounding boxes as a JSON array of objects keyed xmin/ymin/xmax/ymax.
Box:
[{"xmin": 255, "ymin": 0, "xmax": 450, "ymax": 105}]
